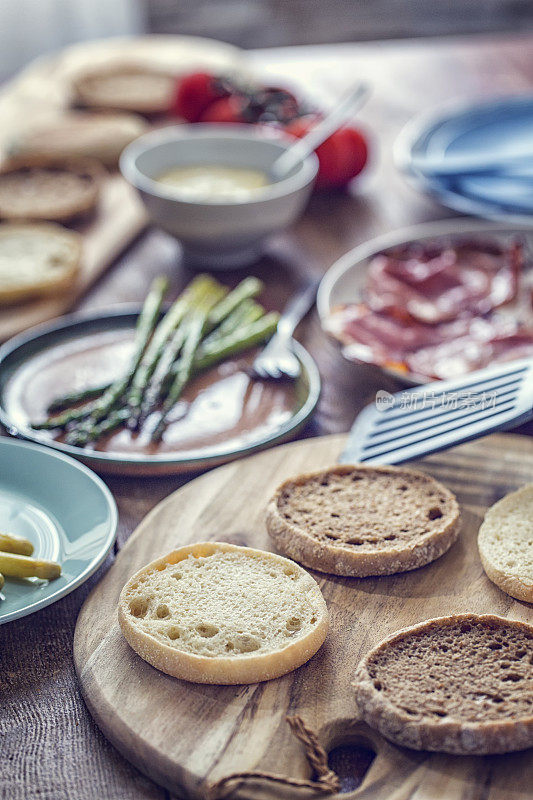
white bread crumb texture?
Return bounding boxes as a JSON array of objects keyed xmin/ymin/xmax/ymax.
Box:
[
  {"xmin": 0, "ymin": 224, "xmax": 79, "ymax": 288},
  {"xmin": 479, "ymin": 485, "xmax": 533, "ymax": 582},
  {"xmin": 121, "ymin": 549, "xmax": 325, "ymax": 659}
]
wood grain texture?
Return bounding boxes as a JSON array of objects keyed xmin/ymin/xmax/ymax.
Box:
[
  {"xmin": 75, "ymin": 433, "xmax": 533, "ymax": 800},
  {"xmin": 2, "ymin": 33, "xmax": 533, "ymax": 800}
]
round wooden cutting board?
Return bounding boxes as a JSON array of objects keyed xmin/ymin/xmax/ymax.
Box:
[{"xmin": 74, "ymin": 433, "xmax": 533, "ymax": 800}]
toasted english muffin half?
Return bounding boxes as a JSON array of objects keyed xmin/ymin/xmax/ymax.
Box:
[
  {"xmin": 353, "ymin": 613, "xmax": 533, "ymax": 754},
  {"xmin": 73, "ymin": 65, "xmax": 175, "ymax": 114},
  {"xmin": 478, "ymin": 484, "xmax": 533, "ymax": 603},
  {"xmin": 0, "ymin": 222, "xmax": 81, "ymax": 305},
  {"xmin": 118, "ymin": 541, "xmax": 328, "ymax": 685},
  {"xmin": 12, "ymin": 112, "xmax": 147, "ymax": 168},
  {"xmin": 266, "ymin": 464, "xmax": 460, "ymax": 577},
  {"xmin": 0, "ymin": 156, "xmax": 101, "ymax": 222}
]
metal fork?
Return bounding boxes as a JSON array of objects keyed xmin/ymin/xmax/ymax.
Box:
[{"xmin": 248, "ymin": 279, "xmax": 320, "ymax": 380}]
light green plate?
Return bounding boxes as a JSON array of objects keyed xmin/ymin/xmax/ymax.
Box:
[{"xmin": 0, "ymin": 437, "xmax": 117, "ymax": 624}]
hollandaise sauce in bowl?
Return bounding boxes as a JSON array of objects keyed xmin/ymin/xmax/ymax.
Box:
[
  {"xmin": 120, "ymin": 124, "xmax": 318, "ymax": 267},
  {"xmin": 156, "ymin": 164, "xmax": 269, "ymax": 201}
]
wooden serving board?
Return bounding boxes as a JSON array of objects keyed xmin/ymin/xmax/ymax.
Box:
[
  {"xmin": 74, "ymin": 433, "xmax": 533, "ymax": 800},
  {"xmin": 0, "ymin": 35, "xmax": 245, "ymax": 341}
]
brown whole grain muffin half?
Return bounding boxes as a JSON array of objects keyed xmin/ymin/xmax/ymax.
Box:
[
  {"xmin": 0, "ymin": 156, "xmax": 102, "ymax": 222},
  {"xmin": 266, "ymin": 464, "xmax": 460, "ymax": 577},
  {"xmin": 353, "ymin": 614, "xmax": 533, "ymax": 754}
]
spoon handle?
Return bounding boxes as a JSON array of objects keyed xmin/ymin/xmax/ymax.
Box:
[
  {"xmin": 276, "ymin": 278, "xmax": 321, "ymax": 340},
  {"xmin": 272, "ymin": 82, "xmax": 370, "ymax": 180}
]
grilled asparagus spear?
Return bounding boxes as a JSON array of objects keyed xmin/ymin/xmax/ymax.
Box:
[
  {"xmin": 206, "ymin": 276, "xmax": 262, "ymax": 331},
  {"xmin": 33, "ymin": 402, "xmax": 97, "ymax": 431},
  {"xmin": 46, "ymin": 277, "xmax": 204, "ymax": 417},
  {"xmin": 35, "ymin": 276, "xmax": 168, "ymax": 437},
  {"xmin": 194, "ymin": 312, "xmax": 280, "ymax": 370},
  {"xmin": 86, "ymin": 316, "xmax": 280, "ymax": 439},
  {"xmin": 37, "ymin": 281, "xmax": 263, "ymax": 430},
  {"xmin": 77, "ymin": 408, "xmax": 131, "ymax": 443},
  {"xmin": 65, "ymin": 276, "xmax": 168, "ymax": 445},
  {"xmin": 31, "ymin": 275, "xmax": 280, "ymax": 446},
  {"xmin": 138, "ymin": 281, "xmax": 226, "ymax": 428},
  {"xmin": 202, "ymin": 298, "xmax": 264, "ymax": 345},
  {"xmin": 149, "ymin": 284, "xmax": 227, "ymax": 441},
  {"xmin": 46, "ymin": 384, "xmax": 110, "ymax": 414},
  {"xmin": 126, "ymin": 275, "xmax": 217, "ymax": 426}
]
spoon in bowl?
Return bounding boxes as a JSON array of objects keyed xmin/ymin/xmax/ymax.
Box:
[{"xmin": 269, "ymin": 81, "xmax": 370, "ymax": 182}]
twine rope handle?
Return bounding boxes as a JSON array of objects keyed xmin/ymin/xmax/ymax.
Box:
[{"xmin": 208, "ymin": 714, "xmax": 340, "ymax": 799}]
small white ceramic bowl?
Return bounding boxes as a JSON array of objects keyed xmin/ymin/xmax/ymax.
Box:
[{"xmin": 120, "ymin": 124, "xmax": 318, "ymax": 268}]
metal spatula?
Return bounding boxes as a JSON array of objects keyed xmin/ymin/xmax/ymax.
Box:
[{"xmin": 340, "ymin": 359, "xmax": 533, "ymax": 465}]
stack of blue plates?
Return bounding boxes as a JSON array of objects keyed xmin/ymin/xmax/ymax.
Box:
[{"xmin": 395, "ymin": 95, "xmax": 533, "ymax": 223}]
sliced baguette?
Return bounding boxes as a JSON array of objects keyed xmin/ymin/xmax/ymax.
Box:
[
  {"xmin": 266, "ymin": 464, "xmax": 460, "ymax": 577},
  {"xmin": 118, "ymin": 541, "xmax": 328, "ymax": 685},
  {"xmin": 478, "ymin": 484, "xmax": 533, "ymax": 603},
  {"xmin": 0, "ymin": 222, "xmax": 81, "ymax": 305},
  {"xmin": 353, "ymin": 614, "xmax": 533, "ymax": 754}
]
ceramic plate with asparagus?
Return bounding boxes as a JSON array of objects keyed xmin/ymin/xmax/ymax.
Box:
[{"xmin": 32, "ymin": 275, "xmax": 280, "ymax": 447}]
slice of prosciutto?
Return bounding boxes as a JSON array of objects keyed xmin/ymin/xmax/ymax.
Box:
[
  {"xmin": 326, "ymin": 235, "xmax": 532, "ymax": 380},
  {"xmin": 365, "ymin": 239, "xmax": 522, "ymax": 324},
  {"xmin": 406, "ymin": 324, "xmax": 533, "ymax": 380},
  {"xmin": 325, "ymin": 303, "xmax": 481, "ymax": 369}
]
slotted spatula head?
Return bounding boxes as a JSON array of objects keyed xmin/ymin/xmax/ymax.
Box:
[{"xmin": 340, "ymin": 359, "xmax": 533, "ymax": 465}]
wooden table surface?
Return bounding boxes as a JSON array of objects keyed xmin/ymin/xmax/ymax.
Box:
[{"xmin": 2, "ymin": 33, "xmax": 533, "ymax": 800}]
